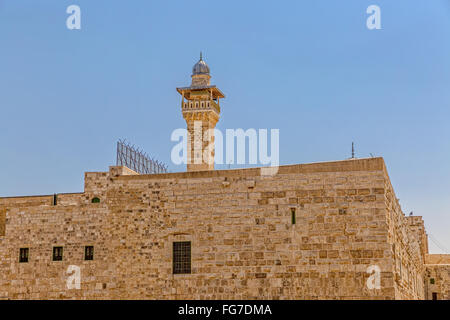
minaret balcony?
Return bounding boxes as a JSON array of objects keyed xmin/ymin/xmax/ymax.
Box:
[{"xmin": 182, "ymin": 100, "xmax": 220, "ymax": 114}]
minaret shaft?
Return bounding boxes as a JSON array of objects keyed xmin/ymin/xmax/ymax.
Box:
[{"xmin": 176, "ymin": 54, "xmax": 225, "ymax": 172}]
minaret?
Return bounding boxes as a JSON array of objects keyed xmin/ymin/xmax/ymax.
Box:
[{"xmin": 176, "ymin": 53, "xmax": 225, "ymax": 172}]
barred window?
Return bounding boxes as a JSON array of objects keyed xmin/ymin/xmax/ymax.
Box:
[
  {"xmin": 19, "ymin": 248, "xmax": 29, "ymax": 263},
  {"xmin": 85, "ymin": 246, "xmax": 94, "ymax": 260},
  {"xmin": 173, "ymin": 241, "xmax": 191, "ymax": 274},
  {"xmin": 53, "ymin": 246, "xmax": 63, "ymax": 261}
]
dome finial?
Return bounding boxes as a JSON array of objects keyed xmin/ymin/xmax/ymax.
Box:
[{"xmin": 192, "ymin": 52, "xmax": 210, "ymax": 76}]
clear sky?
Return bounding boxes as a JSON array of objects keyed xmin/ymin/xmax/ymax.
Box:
[{"xmin": 0, "ymin": 0, "xmax": 449, "ymax": 253}]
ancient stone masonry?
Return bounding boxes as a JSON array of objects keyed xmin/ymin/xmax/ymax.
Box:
[
  {"xmin": 0, "ymin": 56, "xmax": 448, "ymax": 300},
  {"xmin": 424, "ymin": 254, "xmax": 450, "ymax": 300},
  {"xmin": 0, "ymin": 157, "xmax": 448, "ymax": 300}
]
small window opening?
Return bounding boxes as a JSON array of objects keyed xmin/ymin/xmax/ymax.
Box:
[
  {"xmin": 53, "ymin": 194, "xmax": 57, "ymax": 206},
  {"xmin": 85, "ymin": 246, "xmax": 94, "ymax": 260},
  {"xmin": 291, "ymin": 208, "xmax": 296, "ymax": 225},
  {"xmin": 432, "ymin": 292, "xmax": 438, "ymax": 300},
  {"xmin": 19, "ymin": 248, "xmax": 29, "ymax": 263},
  {"xmin": 91, "ymin": 197, "xmax": 100, "ymax": 204},
  {"xmin": 430, "ymin": 278, "xmax": 435, "ymax": 284},
  {"xmin": 53, "ymin": 246, "xmax": 63, "ymax": 261}
]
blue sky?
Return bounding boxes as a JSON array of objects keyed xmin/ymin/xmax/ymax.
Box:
[{"xmin": 0, "ymin": 1, "xmax": 449, "ymax": 253}]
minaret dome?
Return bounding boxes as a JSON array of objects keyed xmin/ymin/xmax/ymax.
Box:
[
  {"xmin": 192, "ymin": 52, "xmax": 210, "ymax": 75},
  {"xmin": 191, "ymin": 52, "xmax": 211, "ymax": 87}
]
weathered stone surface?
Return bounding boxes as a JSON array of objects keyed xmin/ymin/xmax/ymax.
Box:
[
  {"xmin": 424, "ymin": 254, "xmax": 450, "ymax": 300},
  {"xmin": 0, "ymin": 158, "xmax": 447, "ymax": 300}
]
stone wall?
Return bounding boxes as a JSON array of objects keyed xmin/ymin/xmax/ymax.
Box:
[
  {"xmin": 425, "ymin": 254, "xmax": 450, "ymax": 300},
  {"xmin": 0, "ymin": 157, "xmax": 446, "ymax": 299},
  {"xmin": 100, "ymin": 158, "xmax": 394, "ymax": 299}
]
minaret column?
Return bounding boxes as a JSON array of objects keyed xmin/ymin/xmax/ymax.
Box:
[
  {"xmin": 183, "ymin": 111, "xmax": 219, "ymax": 172},
  {"xmin": 176, "ymin": 53, "xmax": 225, "ymax": 172}
]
